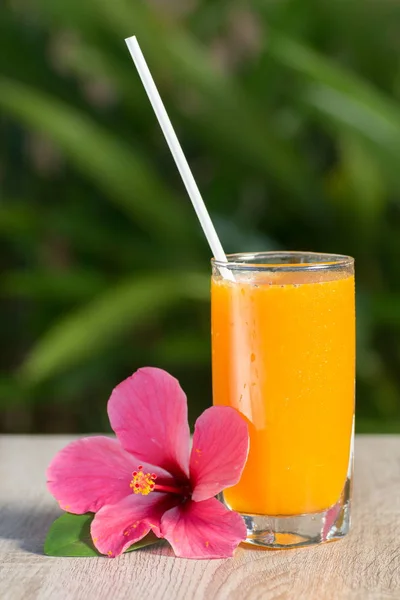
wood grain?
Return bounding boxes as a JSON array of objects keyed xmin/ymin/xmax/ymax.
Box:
[{"xmin": 0, "ymin": 435, "xmax": 399, "ymax": 600}]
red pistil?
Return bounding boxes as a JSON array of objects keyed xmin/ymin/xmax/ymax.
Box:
[{"xmin": 153, "ymin": 483, "xmax": 185, "ymax": 495}]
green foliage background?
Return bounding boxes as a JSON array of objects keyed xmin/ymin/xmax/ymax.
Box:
[{"xmin": 1, "ymin": 0, "xmax": 400, "ymax": 433}]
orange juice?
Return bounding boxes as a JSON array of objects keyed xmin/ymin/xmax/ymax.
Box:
[{"xmin": 212, "ymin": 257, "xmax": 355, "ymax": 516}]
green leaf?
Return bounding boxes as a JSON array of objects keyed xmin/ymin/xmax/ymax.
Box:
[
  {"xmin": 154, "ymin": 331, "xmax": 210, "ymax": 366},
  {"xmin": 0, "ymin": 77, "xmax": 191, "ymax": 244},
  {"xmin": 44, "ymin": 512, "xmax": 160, "ymax": 557},
  {"xmin": 1, "ymin": 269, "xmax": 107, "ymax": 301},
  {"xmin": 44, "ymin": 513, "xmax": 99, "ymax": 557},
  {"xmin": 37, "ymin": 0, "xmax": 319, "ymax": 205},
  {"xmin": 325, "ymin": 134, "xmax": 385, "ymax": 241},
  {"xmin": 0, "ymin": 376, "xmax": 28, "ymax": 408},
  {"xmin": 371, "ymin": 294, "xmax": 400, "ymax": 327},
  {"xmin": 21, "ymin": 272, "xmax": 209, "ymax": 384},
  {"xmin": 339, "ymin": 136, "xmax": 385, "ymax": 221},
  {"xmin": 268, "ymin": 32, "xmax": 400, "ymax": 183},
  {"xmin": 0, "ymin": 204, "xmax": 40, "ymax": 237},
  {"xmin": 124, "ymin": 531, "xmax": 160, "ymax": 554}
]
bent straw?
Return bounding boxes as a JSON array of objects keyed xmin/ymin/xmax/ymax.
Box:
[{"xmin": 125, "ymin": 36, "xmax": 233, "ymax": 281}]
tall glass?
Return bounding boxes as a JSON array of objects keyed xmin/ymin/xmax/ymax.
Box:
[{"xmin": 211, "ymin": 252, "xmax": 355, "ymax": 548}]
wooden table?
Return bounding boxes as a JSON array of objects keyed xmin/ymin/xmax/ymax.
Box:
[{"xmin": 0, "ymin": 435, "xmax": 399, "ymax": 600}]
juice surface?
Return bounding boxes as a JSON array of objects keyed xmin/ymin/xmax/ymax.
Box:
[{"xmin": 211, "ymin": 268, "xmax": 355, "ymax": 516}]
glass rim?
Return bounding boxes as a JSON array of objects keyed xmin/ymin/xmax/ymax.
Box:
[{"xmin": 211, "ymin": 251, "xmax": 354, "ymax": 272}]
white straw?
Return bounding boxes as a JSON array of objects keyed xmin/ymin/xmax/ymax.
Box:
[{"xmin": 125, "ymin": 36, "xmax": 233, "ymax": 281}]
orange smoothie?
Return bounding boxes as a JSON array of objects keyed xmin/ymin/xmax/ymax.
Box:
[{"xmin": 212, "ymin": 265, "xmax": 355, "ymax": 516}]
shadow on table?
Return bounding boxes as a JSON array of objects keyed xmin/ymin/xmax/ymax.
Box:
[{"xmin": 0, "ymin": 506, "xmax": 61, "ymax": 555}]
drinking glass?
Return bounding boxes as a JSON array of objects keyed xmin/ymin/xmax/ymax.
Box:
[{"xmin": 211, "ymin": 252, "xmax": 355, "ymax": 548}]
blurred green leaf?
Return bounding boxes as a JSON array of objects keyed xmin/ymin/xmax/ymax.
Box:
[
  {"xmin": 21, "ymin": 272, "xmax": 209, "ymax": 384},
  {"xmin": 1, "ymin": 270, "xmax": 107, "ymax": 301},
  {"xmin": 0, "ymin": 77, "xmax": 192, "ymax": 243},
  {"xmin": 269, "ymin": 33, "xmax": 400, "ymax": 182},
  {"xmin": 325, "ymin": 135, "xmax": 385, "ymax": 244},
  {"xmin": 0, "ymin": 377, "xmax": 29, "ymax": 408},
  {"xmin": 357, "ymin": 421, "xmax": 400, "ymax": 434},
  {"xmin": 37, "ymin": 0, "xmax": 320, "ymax": 205},
  {"xmin": 154, "ymin": 331, "xmax": 210, "ymax": 366},
  {"xmin": 372, "ymin": 294, "xmax": 400, "ymax": 327},
  {"xmin": 0, "ymin": 205, "xmax": 40, "ymax": 237},
  {"xmin": 339, "ymin": 136, "xmax": 385, "ymax": 221}
]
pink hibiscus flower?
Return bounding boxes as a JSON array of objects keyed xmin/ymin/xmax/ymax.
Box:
[{"xmin": 47, "ymin": 367, "xmax": 249, "ymax": 559}]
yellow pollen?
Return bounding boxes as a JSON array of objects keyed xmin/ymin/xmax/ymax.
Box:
[
  {"xmin": 107, "ymin": 551, "xmax": 113, "ymax": 556},
  {"xmin": 205, "ymin": 541, "xmax": 210, "ymax": 547},
  {"xmin": 130, "ymin": 467, "xmax": 157, "ymax": 496}
]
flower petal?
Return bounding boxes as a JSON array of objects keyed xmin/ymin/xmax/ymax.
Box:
[
  {"xmin": 47, "ymin": 436, "xmax": 172, "ymax": 513},
  {"xmin": 189, "ymin": 406, "xmax": 249, "ymax": 502},
  {"xmin": 161, "ymin": 497, "xmax": 246, "ymax": 559},
  {"xmin": 91, "ymin": 493, "xmax": 178, "ymax": 557},
  {"xmin": 108, "ymin": 367, "xmax": 190, "ymax": 479}
]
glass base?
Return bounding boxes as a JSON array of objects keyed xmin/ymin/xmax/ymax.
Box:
[{"xmin": 236, "ymin": 479, "xmax": 351, "ymax": 549}]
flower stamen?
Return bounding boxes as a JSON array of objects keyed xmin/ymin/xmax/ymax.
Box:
[
  {"xmin": 130, "ymin": 466, "xmax": 157, "ymax": 496},
  {"xmin": 130, "ymin": 465, "xmax": 186, "ymax": 496}
]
